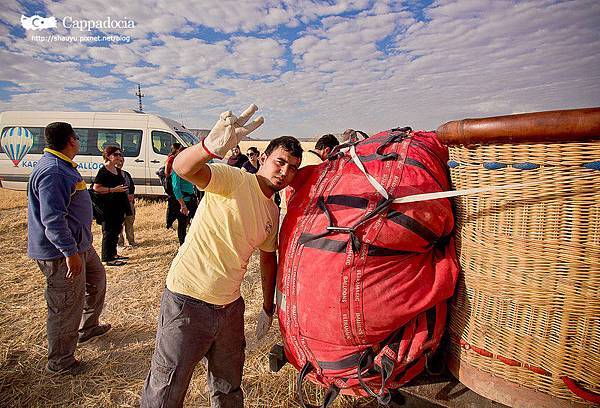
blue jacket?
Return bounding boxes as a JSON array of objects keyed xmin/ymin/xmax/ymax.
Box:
[{"xmin": 27, "ymin": 149, "xmax": 94, "ymax": 260}]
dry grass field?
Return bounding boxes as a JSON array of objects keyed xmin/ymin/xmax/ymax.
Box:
[{"xmin": 0, "ymin": 187, "xmax": 385, "ymax": 407}]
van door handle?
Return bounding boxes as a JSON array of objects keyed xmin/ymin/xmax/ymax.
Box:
[
  {"xmin": 134, "ymin": 159, "xmax": 144, "ymax": 162},
  {"xmin": 150, "ymin": 160, "xmax": 160, "ymax": 163}
]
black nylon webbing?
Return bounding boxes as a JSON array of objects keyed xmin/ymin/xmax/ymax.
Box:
[
  {"xmin": 318, "ymin": 352, "xmax": 362, "ymax": 370},
  {"xmin": 356, "ymin": 153, "xmax": 382, "ymax": 163},
  {"xmin": 299, "ymin": 233, "xmax": 412, "ymax": 257},
  {"xmin": 367, "ymin": 245, "xmax": 412, "ymax": 257},
  {"xmin": 386, "ymin": 210, "xmax": 439, "ymax": 244},
  {"xmin": 405, "ymin": 156, "xmax": 426, "ymax": 170},
  {"xmin": 299, "ymin": 233, "xmax": 347, "ymax": 253},
  {"xmin": 326, "ymin": 195, "xmax": 369, "ymax": 209},
  {"xmin": 404, "ymin": 157, "xmax": 444, "ymax": 190}
]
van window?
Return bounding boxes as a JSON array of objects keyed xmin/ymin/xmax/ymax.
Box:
[
  {"xmin": 176, "ymin": 131, "xmax": 197, "ymax": 146},
  {"xmin": 152, "ymin": 131, "xmax": 179, "ymax": 155},
  {"xmin": 96, "ymin": 129, "xmax": 142, "ymax": 157},
  {"xmin": 73, "ymin": 128, "xmax": 91, "ymax": 155}
]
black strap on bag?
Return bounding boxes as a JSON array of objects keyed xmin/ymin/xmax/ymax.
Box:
[
  {"xmin": 357, "ymin": 349, "xmax": 393, "ymax": 405},
  {"xmin": 296, "ymin": 362, "xmax": 340, "ymax": 408},
  {"xmin": 87, "ymin": 182, "xmax": 104, "ymax": 224}
]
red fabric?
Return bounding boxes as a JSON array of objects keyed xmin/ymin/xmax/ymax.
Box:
[
  {"xmin": 165, "ymin": 154, "xmax": 175, "ymax": 176},
  {"xmin": 277, "ymin": 130, "xmax": 459, "ymax": 394}
]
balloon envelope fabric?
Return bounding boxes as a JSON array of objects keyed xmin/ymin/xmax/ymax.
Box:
[{"xmin": 277, "ymin": 129, "xmax": 459, "ymax": 404}]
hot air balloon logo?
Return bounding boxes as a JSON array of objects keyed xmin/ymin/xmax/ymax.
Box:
[{"xmin": 1, "ymin": 127, "xmax": 34, "ymax": 167}]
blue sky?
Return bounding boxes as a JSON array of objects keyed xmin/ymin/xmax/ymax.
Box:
[{"xmin": 0, "ymin": 0, "xmax": 598, "ymax": 139}]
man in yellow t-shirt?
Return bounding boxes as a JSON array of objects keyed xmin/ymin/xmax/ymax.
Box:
[{"xmin": 141, "ymin": 105, "xmax": 302, "ymax": 408}]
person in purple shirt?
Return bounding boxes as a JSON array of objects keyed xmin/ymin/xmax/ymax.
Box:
[
  {"xmin": 27, "ymin": 122, "xmax": 111, "ymax": 376},
  {"xmin": 226, "ymin": 145, "xmax": 248, "ymax": 168}
]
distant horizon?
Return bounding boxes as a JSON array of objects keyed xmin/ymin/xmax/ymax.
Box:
[{"xmin": 1, "ymin": 1, "xmax": 598, "ymax": 138}]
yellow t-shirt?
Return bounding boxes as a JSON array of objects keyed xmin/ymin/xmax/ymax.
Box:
[{"xmin": 166, "ymin": 164, "xmax": 279, "ymax": 305}]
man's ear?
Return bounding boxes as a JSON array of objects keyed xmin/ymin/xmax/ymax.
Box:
[
  {"xmin": 259, "ymin": 153, "xmax": 267, "ymax": 165},
  {"xmin": 67, "ymin": 136, "xmax": 77, "ymax": 148}
]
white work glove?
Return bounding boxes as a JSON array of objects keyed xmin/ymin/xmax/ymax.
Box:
[
  {"xmin": 202, "ymin": 104, "xmax": 264, "ymax": 159},
  {"xmin": 256, "ymin": 307, "xmax": 274, "ymax": 340}
]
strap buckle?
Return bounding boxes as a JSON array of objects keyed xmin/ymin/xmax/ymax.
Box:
[{"xmin": 326, "ymin": 226, "xmax": 355, "ymax": 233}]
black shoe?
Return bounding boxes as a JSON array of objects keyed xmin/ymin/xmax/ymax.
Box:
[
  {"xmin": 78, "ymin": 324, "xmax": 112, "ymax": 345},
  {"xmin": 114, "ymin": 255, "xmax": 129, "ymax": 260},
  {"xmin": 46, "ymin": 360, "xmax": 88, "ymax": 376}
]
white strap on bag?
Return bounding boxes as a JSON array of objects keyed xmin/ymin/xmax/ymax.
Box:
[{"xmin": 348, "ymin": 144, "xmax": 540, "ymax": 204}]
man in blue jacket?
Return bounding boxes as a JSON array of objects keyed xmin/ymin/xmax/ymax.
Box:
[{"xmin": 28, "ymin": 122, "xmax": 111, "ymax": 375}]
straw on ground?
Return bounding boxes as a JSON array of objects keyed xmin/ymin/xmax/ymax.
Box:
[{"xmin": 0, "ymin": 188, "xmax": 382, "ymax": 407}]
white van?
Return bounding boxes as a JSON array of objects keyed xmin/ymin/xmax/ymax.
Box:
[{"xmin": 0, "ymin": 110, "xmax": 199, "ymax": 195}]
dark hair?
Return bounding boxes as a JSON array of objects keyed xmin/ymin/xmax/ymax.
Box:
[
  {"xmin": 169, "ymin": 142, "xmax": 182, "ymax": 156},
  {"xmin": 103, "ymin": 145, "xmax": 122, "ymax": 161},
  {"xmin": 247, "ymin": 146, "xmax": 259, "ymax": 155},
  {"xmin": 264, "ymin": 136, "xmax": 303, "ymax": 159},
  {"xmin": 315, "ymin": 134, "xmax": 339, "ymax": 150},
  {"xmin": 45, "ymin": 122, "xmax": 75, "ymax": 150}
]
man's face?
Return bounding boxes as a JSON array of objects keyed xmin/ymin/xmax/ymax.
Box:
[
  {"xmin": 258, "ymin": 146, "xmax": 301, "ymax": 191},
  {"xmin": 231, "ymin": 146, "xmax": 240, "ymax": 157}
]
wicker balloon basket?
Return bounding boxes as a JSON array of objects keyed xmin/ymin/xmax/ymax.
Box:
[{"xmin": 437, "ymin": 108, "xmax": 600, "ymax": 407}]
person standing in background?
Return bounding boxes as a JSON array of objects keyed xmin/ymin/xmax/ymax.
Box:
[
  {"xmin": 165, "ymin": 143, "xmax": 181, "ymax": 177},
  {"xmin": 28, "ymin": 122, "xmax": 110, "ymax": 375},
  {"xmin": 171, "ymin": 147, "xmax": 198, "ymax": 245},
  {"xmin": 226, "ymin": 145, "xmax": 248, "ymax": 168},
  {"xmin": 165, "ymin": 143, "xmax": 182, "ymax": 229},
  {"xmin": 304, "ymin": 133, "xmax": 339, "ymax": 165},
  {"xmin": 241, "ymin": 146, "xmax": 260, "ymax": 173},
  {"xmin": 117, "ymin": 160, "xmax": 136, "ymax": 248},
  {"xmin": 93, "ymin": 146, "xmax": 131, "ymax": 266}
]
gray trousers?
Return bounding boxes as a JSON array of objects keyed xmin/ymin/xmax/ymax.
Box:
[
  {"xmin": 141, "ymin": 288, "xmax": 245, "ymax": 408},
  {"xmin": 36, "ymin": 247, "xmax": 106, "ymax": 371},
  {"xmin": 119, "ymin": 209, "xmax": 136, "ymax": 246}
]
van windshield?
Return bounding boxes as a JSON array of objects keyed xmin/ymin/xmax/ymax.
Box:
[{"xmin": 176, "ymin": 131, "xmax": 198, "ymax": 147}]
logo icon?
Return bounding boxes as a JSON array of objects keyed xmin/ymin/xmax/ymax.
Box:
[
  {"xmin": 265, "ymin": 220, "xmax": 273, "ymax": 235},
  {"xmin": 1, "ymin": 127, "xmax": 34, "ymax": 167},
  {"xmin": 21, "ymin": 15, "xmax": 58, "ymax": 30}
]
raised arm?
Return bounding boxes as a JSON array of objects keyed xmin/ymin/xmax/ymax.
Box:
[{"xmin": 173, "ymin": 104, "xmax": 264, "ymax": 189}]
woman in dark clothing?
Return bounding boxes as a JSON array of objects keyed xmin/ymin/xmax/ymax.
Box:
[
  {"xmin": 241, "ymin": 146, "xmax": 260, "ymax": 174},
  {"xmin": 226, "ymin": 145, "xmax": 248, "ymax": 168},
  {"xmin": 93, "ymin": 146, "xmax": 131, "ymax": 266}
]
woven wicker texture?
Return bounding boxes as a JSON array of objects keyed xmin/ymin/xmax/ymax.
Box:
[{"xmin": 447, "ymin": 141, "xmax": 600, "ymax": 404}]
